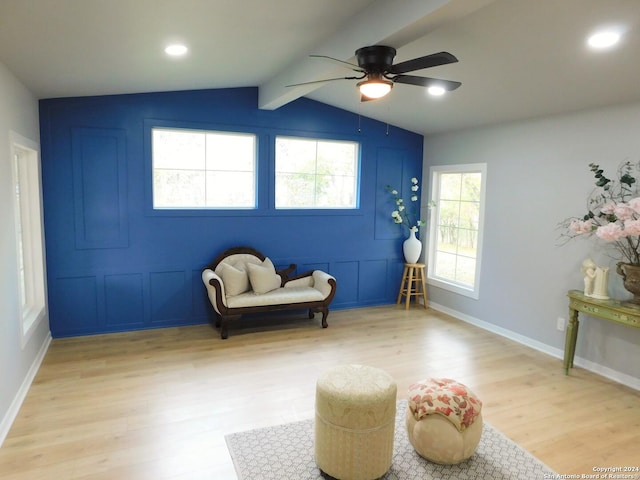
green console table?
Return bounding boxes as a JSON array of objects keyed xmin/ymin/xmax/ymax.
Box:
[{"xmin": 565, "ymin": 290, "xmax": 640, "ymax": 374}]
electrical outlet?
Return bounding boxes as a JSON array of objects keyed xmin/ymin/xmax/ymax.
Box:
[{"xmin": 556, "ymin": 317, "xmax": 566, "ymax": 332}]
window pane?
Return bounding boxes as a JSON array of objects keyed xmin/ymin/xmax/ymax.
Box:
[
  {"xmin": 206, "ymin": 133, "xmax": 255, "ymax": 171},
  {"xmin": 275, "ymin": 137, "xmax": 359, "ymax": 209},
  {"xmin": 455, "ymin": 256, "xmax": 477, "ymax": 286},
  {"xmin": 461, "ymin": 173, "xmax": 482, "ymax": 201},
  {"xmin": 275, "ymin": 138, "xmax": 317, "ymax": 173},
  {"xmin": 437, "ymin": 225, "xmax": 457, "ymax": 252},
  {"xmin": 11, "ymin": 137, "xmax": 47, "ymax": 344},
  {"xmin": 152, "ymin": 128, "xmax": 256, "ymax": 209},
  {"xmin": 459, "ymin": 201, "xmax": 480, "ymax": 227},
  {"xmin": 153, "ymin": 169, "xmax": 206, "ymax": 207},
  {"xmin": 153, "ymin": 129, "xmax": 205, "ymax": 170},
  {"xmin": 456, "ymin": 227, "xmax": 478, "ymax": 255},
  {"xmin": 434, "ymin": 251, "xmax": 457, "ymax": 279},
  {"xmin": 206, "ymin": 171, "xmax": 255, "ymax": 207},
  {"xmin": 315, "ymin": 174, "xmax": 356, "ymax": 207},
  {"xmin": 438, "ymin": 200, "xmax": 461, "ymax": 228},
  {"xmin": 14, "ymin": 155, "xmax": 27, "ymax": 307},
  {"xmin": 440, "ymin": 173, "xmax": 462, "ymax": 200},
  {"xmin": 428, "ymin": 164, "xmax": 486, "ymax": 299},
  {"xmin": 275, "ymin": 173, "xmax": 316, "ymax": 207},
  {"xmin": 317, "ymin": 142, "xmax": 357, "ymax": 175}
]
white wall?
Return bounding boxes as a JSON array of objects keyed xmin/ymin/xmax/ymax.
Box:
[
  {"xmin": 424, "ymin": 102, "xmax": 640, "ymax": 387},
  {"xmin": 0, "ymin": 61, "xmax": 50, "ymax": 444}
]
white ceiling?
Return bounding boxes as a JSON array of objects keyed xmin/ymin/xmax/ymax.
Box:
[{"xmin": 1, "ymin": 0, "xmax": 639, "ymax": 135}]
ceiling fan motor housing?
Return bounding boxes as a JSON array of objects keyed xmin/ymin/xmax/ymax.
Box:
[{"xmin": 355, "ymin": 45, "xmax": 396, "ymax": 73}]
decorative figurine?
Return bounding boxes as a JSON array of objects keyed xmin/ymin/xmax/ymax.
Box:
[{"xmin": 582, "ymin": 258, "xmax": 609, "ymax": 300}]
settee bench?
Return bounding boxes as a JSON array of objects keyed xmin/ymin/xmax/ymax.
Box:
[{"xmin": 202, "ymin": 246, "xmax": 337, "ymax": 339}]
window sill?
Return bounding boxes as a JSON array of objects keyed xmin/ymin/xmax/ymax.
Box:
[
  {"xmin": 21, "ymin": 305, "xmax": 46, "ymax": 349},
  {"xmin": 427, "ymin": 277, "xmax": 479, "ymax": 300}
]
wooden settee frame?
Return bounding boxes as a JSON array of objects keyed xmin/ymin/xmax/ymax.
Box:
[{"xmin": 203, "ymin": 246, "xmax": 337, "ymax": 339}]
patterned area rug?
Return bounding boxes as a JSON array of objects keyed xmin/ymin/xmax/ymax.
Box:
[{"xmin": 225, "ymin": 400, "xmax": 556, "ymax": 480}]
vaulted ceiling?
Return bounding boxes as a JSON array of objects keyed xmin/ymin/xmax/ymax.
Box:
[{"xmin": 1, "ymin": 0, "xmax": 639, "ymax": 135}]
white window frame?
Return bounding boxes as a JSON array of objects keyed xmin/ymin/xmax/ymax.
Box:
[
  {"xmin": 274, "ymin": 136, "xmax": 360, "ymax": 209},
  {"xmin": 151, "ymin": 127, "xmax": 257, "ymax": 210},
  {"xmin": 10, "ymin": 132, "xmax": 47, "ymax": 347},
  {"xmin": 426, "ymin": 163, "xmax": 487, "ymax": 299}
]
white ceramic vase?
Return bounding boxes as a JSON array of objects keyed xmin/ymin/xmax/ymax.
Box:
[{"xmin": 403, "ymin": 227, "xmax": 422, "ymax": 264}]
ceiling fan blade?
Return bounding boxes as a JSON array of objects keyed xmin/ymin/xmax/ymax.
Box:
[
  {"xmin": 309, "ymin": 55, "xmax": 364, "ymax": 72},
  {"xmin": 388, "ymin": 52, "xmax": 458, "ymax": 74},
  {"xmin": 393, "ymin": 75, "xmax": 462, "ymax": 91},
  {"xmin": 286, "ymin": 76, "xmax": 363, "ymax": 88}
]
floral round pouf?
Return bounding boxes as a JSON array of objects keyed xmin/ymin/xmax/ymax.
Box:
[{"xmin": 405, "ymin": 378, "xmax": 483, "ymax": 465}]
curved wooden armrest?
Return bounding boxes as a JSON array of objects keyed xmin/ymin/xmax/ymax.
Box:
[
  {"xmin": 205, "ymin": 273, "xmax": 227, "ymax": 312},
  {"xmin": 276, "ymin": 263, "xmax": 297, "ymax": 283},
  {"xmin": 285, "ymin": 269, "xmax": 313, "ymax": 282}
]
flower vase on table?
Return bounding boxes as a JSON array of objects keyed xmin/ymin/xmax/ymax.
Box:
[
  {"xmin": 562, "ymin": 161, "xmax": 640, "ymax": 302},
  {"xmin": 386, "ymin": 177, "xmax": 429, "ymax": 265},
  {"xmin": 403, "ymin": 227, "xmax": 422, "ymax": 264},
  {"xmin": 617, "ymin": 263, "xmax": 640, "ymax": 304}
]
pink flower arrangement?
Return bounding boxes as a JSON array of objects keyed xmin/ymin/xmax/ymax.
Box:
[{"xmin": 564, "ymin": 162, "xmax": 640, "ymax": 265}]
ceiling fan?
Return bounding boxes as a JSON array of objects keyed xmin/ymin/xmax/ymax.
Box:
[{"xmin": 287, "ymin": 45, "xmax": 461, "ymax": 101}]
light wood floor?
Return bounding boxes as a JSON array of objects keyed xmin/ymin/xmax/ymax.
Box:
[{"xmin": 1, "ymin": 305, "xmax": 639, "ymax": 479}]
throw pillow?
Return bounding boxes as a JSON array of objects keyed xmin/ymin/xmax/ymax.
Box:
[
  {"xmin": 218, "ymin": 262, "xmax": 250, "ymax": 296},
  {"xmin": 247, "ymin": 257, "xmax": 281, "ymax": 294}
]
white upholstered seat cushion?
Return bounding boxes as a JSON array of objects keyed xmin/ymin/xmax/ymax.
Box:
[{"xmin": 226, "ymin": 286, "xmax": 324, "ymax": 308}]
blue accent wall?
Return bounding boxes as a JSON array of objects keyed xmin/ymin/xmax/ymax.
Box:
[{"xmin": 39, "ymin": 88, "xmax": 423, "ymax": 337}]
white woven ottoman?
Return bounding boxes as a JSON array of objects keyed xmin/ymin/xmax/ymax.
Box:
[
  {"xmin": 405, "ymin": 378, "xmax": 483, "ymax": 465},
  {"xmin": 315, "ymin": 364, "xmax": 397, "ymax": 480}
]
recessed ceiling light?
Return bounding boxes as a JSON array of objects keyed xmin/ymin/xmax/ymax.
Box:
[
  {"xmin": 428, "ymin": 86, "xmax": 446, "ymax": 96},
  {"xmin": 587, "ymin": 31, "xmax": 621, "ymax": 49},
  {"xmin": 165, "ymin": 44, "xmax": 188, "ymax": 56}
]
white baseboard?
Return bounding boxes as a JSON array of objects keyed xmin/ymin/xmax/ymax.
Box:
[
  {"xmin": 428, "ymin": 301, "xmax": 640, "ymax": 391},
  {"xmin": 0, "ymin": 331, "xmax": 52, "ymax": 447},
  {"xmin": 571, "ymin": 356, "xmax": 640, "ymax": 390}
]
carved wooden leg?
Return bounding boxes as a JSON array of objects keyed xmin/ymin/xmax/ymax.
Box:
[
  {"xmin": 321, "ymin": 308, "xmax": 329, "ymax": 328},
  {"xmin": 220, "ymin": 320, "xmax": 228, "ymax": 340},
  {"xmin": 563, "ymin": 308, "xmax": 579, "ymax": 374},
  {"xmin": 308, "ymin": 309, "xmax": 315, "ymax": 319},
  {"xmin": 569, "ymin": 310, "xmax": 579, "ymax": 368},
  {"xmin": 220, "ymin": 314, "xmax": 241, "ymax": 339}
]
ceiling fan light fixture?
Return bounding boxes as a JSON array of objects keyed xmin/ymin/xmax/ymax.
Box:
[
  {"xmin": 428, "ymin": 85, "xmax": 446, "ymax": 96},
  {"xmin": 358, "ymin": 78, "xmax": 393, "ymax": 99},
  {"xmin": 587, "ymin": 30, "xmax": 621, "ymax": 49},
  {"xmin": 165, "ymin": 44, "xmax": 189, "ymax": 56}
]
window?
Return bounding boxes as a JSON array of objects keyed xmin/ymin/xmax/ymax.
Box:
[
  {"xmin": 427, "ymin": 164, "xmax": 486, "ymax": 299},
  {"xmin": 10, "ymin": 133, "xmax": 47, "ymax": 346},
  {"xmin": 275, "ymin": 136, "xmax": 359, "ymax": 209},
  {"xmin": 152, "ymin": 127, "xmax": 256, "ymax": 209}
]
